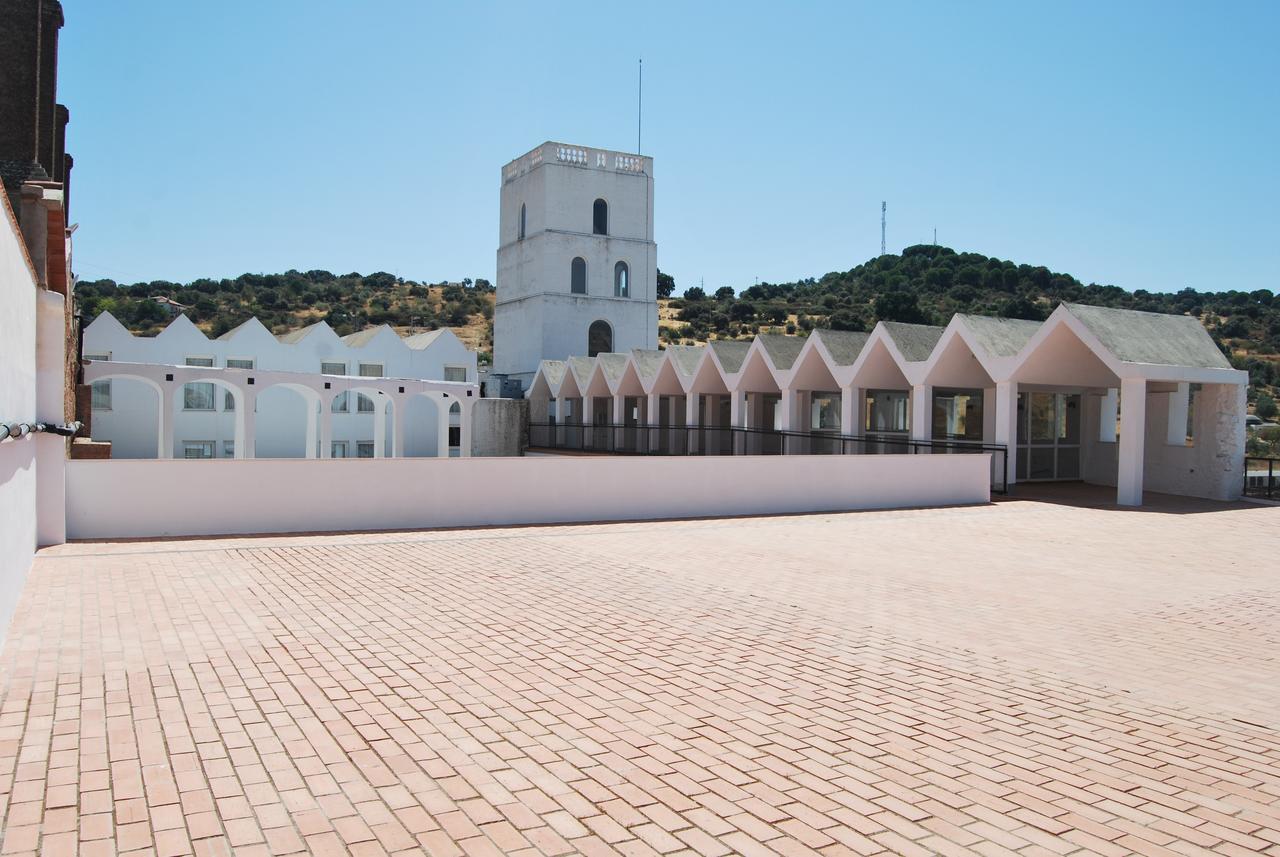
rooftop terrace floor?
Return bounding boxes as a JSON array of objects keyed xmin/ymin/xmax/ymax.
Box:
[{"xmin": 2, "ymin": 498, "xmax": 1278, "ymax": 856}]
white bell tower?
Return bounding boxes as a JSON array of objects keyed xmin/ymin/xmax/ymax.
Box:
[{"xmin": 493, "ymin": 142, "xmax": 659, "ymax": 388}]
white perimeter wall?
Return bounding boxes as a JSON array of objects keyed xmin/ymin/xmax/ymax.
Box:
[
  {"xmin": 0, "ymin": 207, "xmax": 38, "ymax": 646},
  {"xmin": 66, "ymin": 454, "xmax": 991, "ymax": 540}
]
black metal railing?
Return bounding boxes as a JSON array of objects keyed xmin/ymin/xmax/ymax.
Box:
[
  {"xmin": 527, "ymin": 422, "xmax": 1008, "ymax": 493},
  {"xmin": 1244, "ymin": 457, "xmax": 1279, "ymax": 500}
]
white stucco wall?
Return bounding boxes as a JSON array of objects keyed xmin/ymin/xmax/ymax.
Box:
[
  {"xmin": 494, "ymin": 143, "xmax": 659, "ymax": 383},
  {"xmin": 0, "ymin": 204, "xmax": 39, "ymax": 646},
  {"xmin": 66, "ymin": 454, "xmax": 991, "ymax": 539},
  {"xmin": 83, "ymin": 315, "xmax": 475, "ymax": 458}
]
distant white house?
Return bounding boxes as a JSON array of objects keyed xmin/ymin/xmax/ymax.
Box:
[{"xmin": 82, "ymin": 313, "xmax": 478, "ymax": 459}]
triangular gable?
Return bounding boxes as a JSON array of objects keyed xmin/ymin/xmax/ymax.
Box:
[
  {"xmin": 789, "ymin": 332, "xmax": 856, "ymax": 390},
  {"xmin": 733, "ymin": 340, "xmax": 782, "ymax": 393},
  {"xmin": 846, "ymin": 324, "xmax": 915, "ymax": 389},
  {"xmin": 154, "ymin": 312, "xmax": 210, "ymax": 346},
  {"xmin": 1009, "ymin": 306, "xmax": 1122, "ymax": 387}
]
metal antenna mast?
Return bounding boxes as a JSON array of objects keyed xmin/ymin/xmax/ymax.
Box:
[
  {"xmin": 637, "ymin": 59, "xmax": 643, "ymax": 154},
  {"xmin": 880, "ymin": 201, "xmax": 886, "ymax": 256}
]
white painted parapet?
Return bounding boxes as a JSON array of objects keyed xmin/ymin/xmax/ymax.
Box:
[{"xmin": 66, "ymin": 454, "xmax": 991, "ymax": 540}]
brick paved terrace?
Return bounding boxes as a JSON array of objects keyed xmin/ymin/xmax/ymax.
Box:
[{"xmin": 1, "ymin": 498, "xmax": 1279, "ymax": 856}]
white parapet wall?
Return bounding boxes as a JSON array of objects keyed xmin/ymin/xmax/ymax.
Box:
[{"xmin": 65, "ymin": 454, "xmax": 991, "ymax": 540}]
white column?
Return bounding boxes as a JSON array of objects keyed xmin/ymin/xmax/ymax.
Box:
[
  {"xmin": 319, "ymin": 403, "xmax": 333, "ymax": 459},
  {"xmin": 1099, "ymin": 388, "xmax": 1118, "ymax": 443},
  {"xmin": 729, "ymin": 388, "xmax": 746, "ymax": 427},
  {"xmin": 685, "ymin": 393, "xmax": 699, "ymax": 427},
  {"xmin": 582, "ymin": 395, "xmax": 595, "ymax": 448},
  {"xmin": 1166, "ymin": 382, "xmax": 1190, "ymax": 447},
  {"xmin": 646, "ymin": 392, "xmax": 660, "ymax": 452},
  {"xmin": 373, "ymin": 398, "xmax": 387, "ymax": 458},
  {"xmin": 779, "ymin": 388, "xmax": 796, "ymax": 431},
  {"xmin": 436, "ymin": 396, "xmax": 451, "ymax": 458},
  {"xmin": 1118, "ymin": 377, "xmax": 1147, "ymax": 506},
  {"xmin": 458, "ymin": 401, "xmax": 473, "ymax": 457},
  {"xmin": 393, "ymin": 397, "xmax": 407, "ymax": 457},
  {"xmin": 910, "ymin": 384, "xmax": 933, "ymax": 442},
  {"xmin": 238, "ymin": 390, "xmax": 256, "ymax": 459},
  {"xmin": 994, "ymin": 381, "xmax": 1018, "ymax": 487},
  {"xmin": 613, "ymin": 393, "xmax": 627, "ymax": 425},
  {"xmin": 841, "ymin": 385, "xmax": 862, "ymax": 438},
  {"xmin": 304, "ymin": 397, "xmax": 318, "ymax": 459},
  {"xmin": 160, "ymin": 385, "xmax": 176, "ymax": 459}
]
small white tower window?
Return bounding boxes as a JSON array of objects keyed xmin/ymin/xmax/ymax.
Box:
[
  {"xmin": 518, "ymin": 203, "xmax": 526, "ymax": 240},
  {"xmin": 593, "ymin": 198, "xmax": 608, "ymax": 235},
  {"xmin": 571, "ymin": 257, "xmax": 587, "ymax": 294},
  {"xmin": 614, "ymin": 261, "xmax": 629, "ymax": 298}
]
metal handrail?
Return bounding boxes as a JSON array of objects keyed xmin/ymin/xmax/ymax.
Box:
[
  {"xmin": 1244, "ymin": 456, "xmax": 1279, "ymax": 500},
  {"xmin": 526, "ymin": 422, "xmax": 1008, "ymax": 494}
]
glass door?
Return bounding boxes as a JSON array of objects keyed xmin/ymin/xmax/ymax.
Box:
[{"xmin": 1016, "ymin": 392, "xmax": 1082, "ymax": 481}]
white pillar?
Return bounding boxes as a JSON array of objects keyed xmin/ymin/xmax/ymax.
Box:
[
  {"xmin": 994, "ymin": 381, "xmax": 1018, "ymax": 487},
  {"xmin": 910, "ymin": 384, "xmax": 933, "ymax": 442},
  {"xmin": 841, "ymin": 385, "xmax": 863, "ymax": 438},
  {"xmin": 1166, "ymin": 382, "xmax": 1190, "ymax": 447},
  {"xmin": 160, "ymin": 385, "xmax": 175, "ymax": 459},
  {"xmin": 685, "ymin": 393, "xmax": 700, "ymax": 427},
  {"xmin": 237, "ymin": 390, "xmax": 256, "ymax": 460},
  {"xmin": 319, "ymin": 403, "xmax": 333, "ymax": 459},
  {"xmin": 458, "ymin": 401, "xmax": 473, "ymax": 457},
  {"xmin": 1118, "ymin": 378, "xmax": 1147, "ymax": 506},
  {"xmin": 613, "ymin": 393, "xmax": 626, "ymax": 425},
  {"xmin": 304, "ymin": 397, "xmax": 318, "ymax": 459},
  {"xmin": 779, "ymin": 388, "xmax": 797, "ymax": 432},
  {"xmin": 436, "ymin": 396, "xmax": 451, "ymax": 458},
  {"xmin": 373, "ymin": 398, "xmax": 387, "ymax": 457},
  {"xmin": 393, "ymin": 397, "xmax": 407, "ymax": 457},
  {"xmin": 1099, "ymin": 388, "xmax": 1118, "ymax": 443},
  {"xmin": 582, "ymin": 395, "xmax": 595, "ymax": 447},
  {"xmin": 646, "ymin": 392, "xmax": 660, "ymax": 452},
  {"xmin": 729, "ymin": 389, "xmax": 746, "ymax": 428}
]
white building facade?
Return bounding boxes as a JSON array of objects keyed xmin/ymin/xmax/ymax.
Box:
[
  {"xmin": 526, "ymin": 304, "xmax": 1250, "ymax": 507},
  {"xmin": 83, "ymin": 313, "xmax": 478, "ymax": 459},
  {"xmin": 493, "ymin": 142, "xmax": 659, "ymax": 388}
]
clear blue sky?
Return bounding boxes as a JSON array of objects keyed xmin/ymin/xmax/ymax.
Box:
[{"xmin": 60, "ymin": 1, "xmax": 1278, "ymax": 295}]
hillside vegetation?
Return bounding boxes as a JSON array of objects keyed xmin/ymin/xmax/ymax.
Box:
[{"xmin": 77, "ymin": 245, "xmax": 1279, "ymax": 426}]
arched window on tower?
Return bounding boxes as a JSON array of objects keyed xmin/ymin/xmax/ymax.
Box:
[
  {"xmin": 593, "ymin": 198, "xmax": 608, "ymax": 235},
  {"xmin": 518, "ymin": 203, "xmax": 526, "ymax": 240},
  {"xmin": 588, "ymin": 320, "xmax": 613, "ymax": 357},
  {"xmin": 614, "ymin": 261, "xmax": 629, "ymax": 297},
  {"xmin": 570, "ymin": 257, "xmax": 587, "ymax": 294}
]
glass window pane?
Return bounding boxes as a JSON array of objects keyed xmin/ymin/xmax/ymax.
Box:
[
  {"xmin": 321, "ymin": 362, "xmax": 345, "ymax": 375},
  {"xmin": 444, "ymin": 366, "xmax": 467, "ymax": 382},
  {"xmin": 358, "ymin": 363, "xmax": 384, "ymax": 378},
  {"xmin": 184, "ymin": 383, "xmax": 214, "ymax": 410},
  {"xmin": 1030, "ymin": 393, "xmax": 1056, "ymax": 443},
  {"xmin": 91, "ymin": 380, "xmax": 112, "ymax": 410},
  {"xmin": 1029, "ymin": 447, "xmax": 1054, "ymax": 479},
  {"xmin": 357, "ymin": 394, "xmax": 375, "ymax": 413},
  {"xmin": 1057, "ymin": 446, "xmax": 1080, "ymax": 479}
]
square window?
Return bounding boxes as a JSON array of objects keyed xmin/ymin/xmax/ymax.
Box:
[
  {"xmin": 444, "ymin": 366, "xmax": 468, "ymax": 383},
  {"xmin": 356, "ymin": 441, "xmax": 375, "ymax": 458},
  {"xmin": 358, "ymin": 363, "xmax": 384, "ymax": 378}
]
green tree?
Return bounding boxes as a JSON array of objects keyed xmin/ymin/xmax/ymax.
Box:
[
  {"xmin": 873, "ymin": 292, "xmax": 928, "ymax": 324},
  {"xmin": 1257, "ymin": 393, "xmax": 1278, "ymax": 421},
  {"xmin": 656, "ymin": 269, "xmax": 675, "ymax": 298}
]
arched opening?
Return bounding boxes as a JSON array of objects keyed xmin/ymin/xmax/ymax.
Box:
[
  {"xmin": 402, "ymin": 393, "xmax": 442, "ymax": 457},
  {"xmin": 84, "ymin": 374, "xmax": 162, "ymax": 459},
  {"xmin": 449, "ymin": 402, "xmax": 462, "ymax": 457},
  {"xmin": 255, "ymin": 382, "xmax": 321, "ymax": 458},
  {"xmin": 328, "ymin": 386, "xmax": 395, "ymax": 458},
  {"xmin": 571, "ymin": 257, "xmax": 587, "ymax": 294},
  {"xmin": 614, "ymin": 261, "xmax": 629, "ymax": 298},
  {"xmin": 588, "ymin": 320, "xmax": 613, "ymax": 357},
  {"xmin": 518, "ymin": 203, "xmax": 526, "ymax": 240},
  {"xmin": 593, "ymin": 198, "xmax": 608, "ymax": 235},
  {"xmin": 171, "ymin": 377, "xmax": 247, "ymax": 459}
]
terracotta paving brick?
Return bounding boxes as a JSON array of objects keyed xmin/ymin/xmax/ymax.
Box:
[{"xmin": 2, "ymin": 500, "xmax": 1280, "ymax": 854}]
